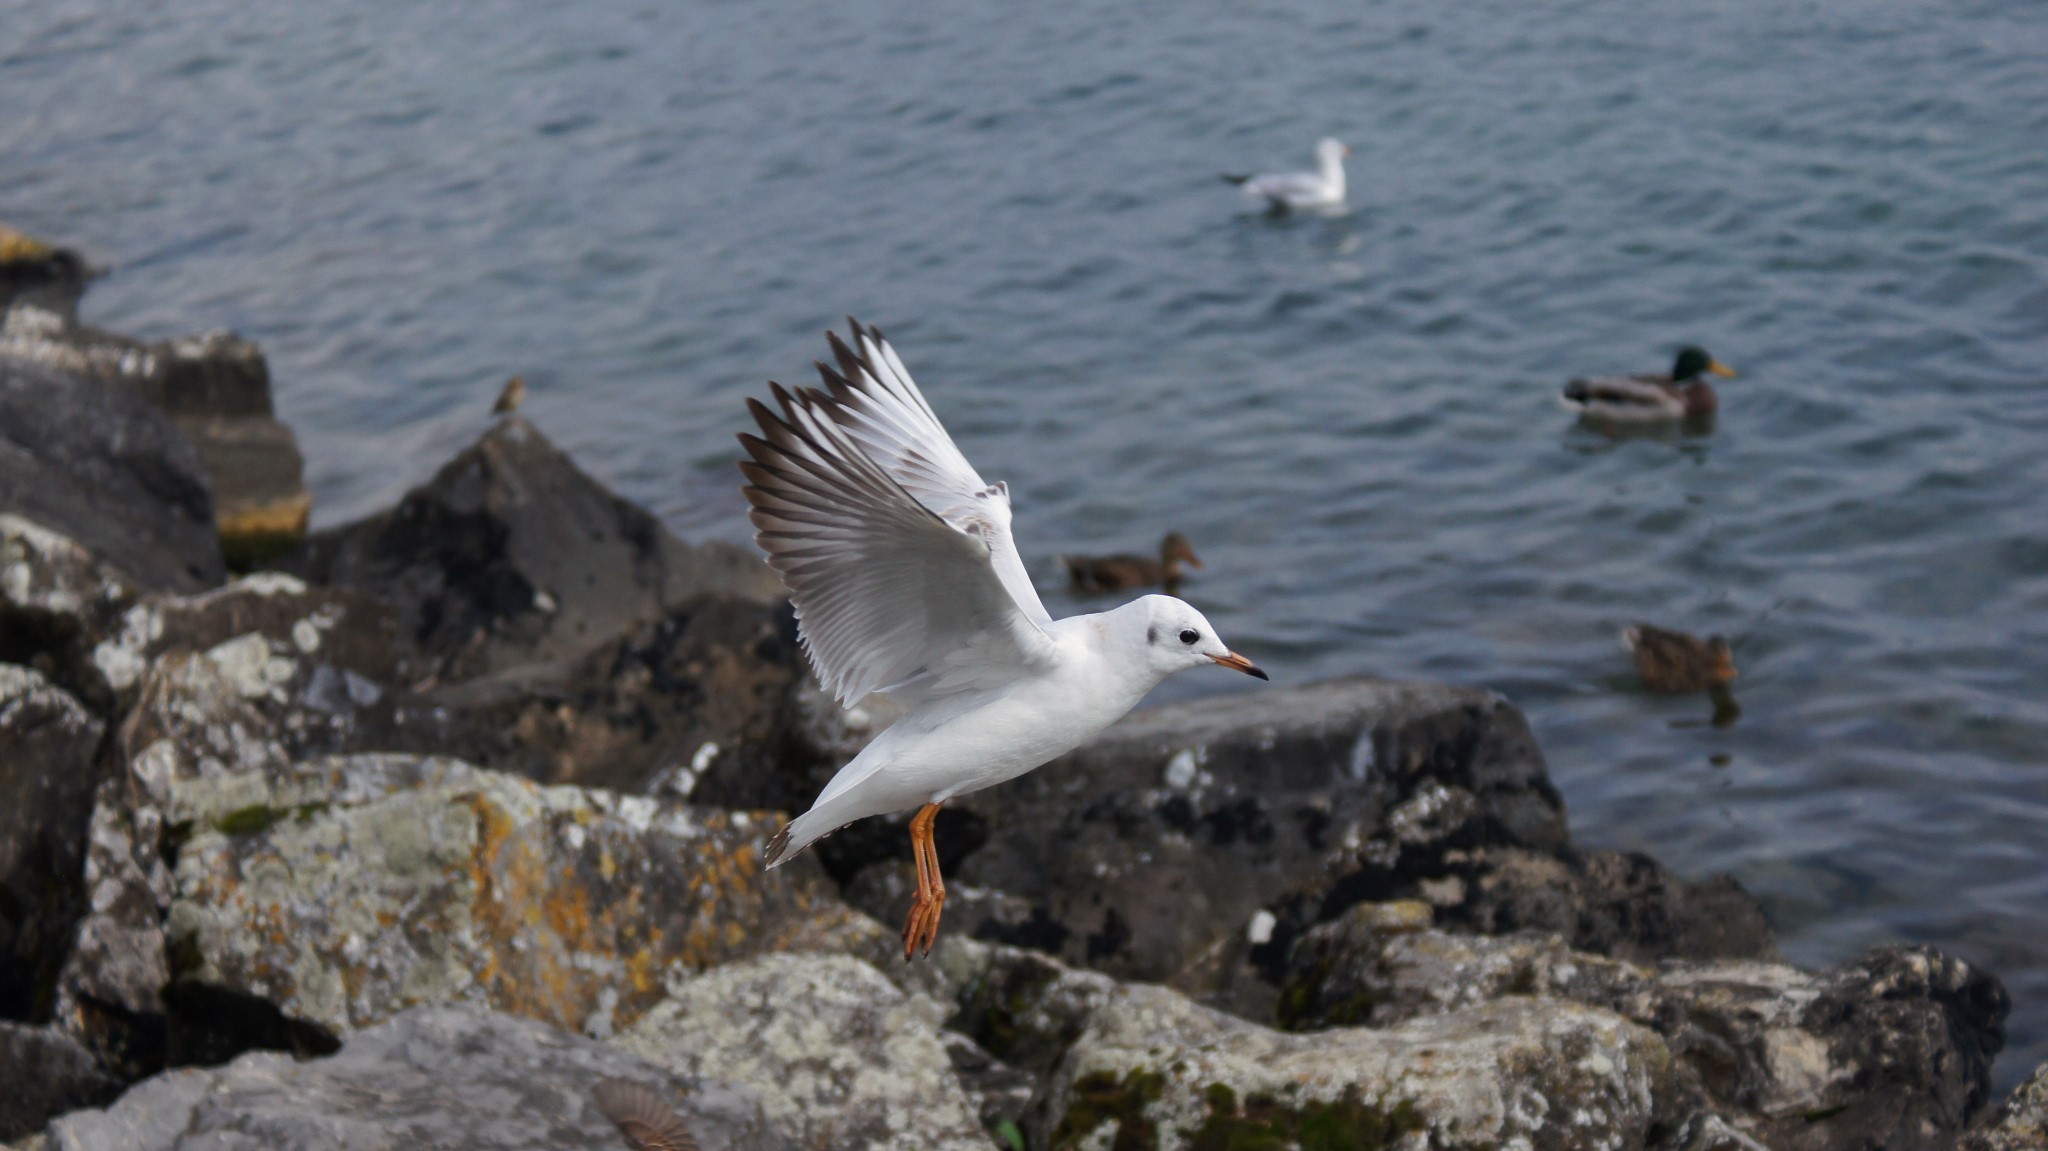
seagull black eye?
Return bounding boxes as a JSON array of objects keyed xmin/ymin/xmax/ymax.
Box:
[{"xmin": 1179, "ymin": 629, "xmax": 1199, "ymax": 645}]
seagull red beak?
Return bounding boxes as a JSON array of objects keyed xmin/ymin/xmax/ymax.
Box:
[{"xmin": 1210, "ymin": 652, "xmax": 1269, "ymax": 680}]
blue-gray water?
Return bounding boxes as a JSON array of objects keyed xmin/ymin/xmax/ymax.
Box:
[{"xmin": 7, "ymin": 0, "xmax": 2047, "ymax": 1088}]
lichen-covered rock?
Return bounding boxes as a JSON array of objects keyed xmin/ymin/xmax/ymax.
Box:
[
  {"xmin": 0, "ymin": 308, "xmax": 308, "ymax": 566},
  {"xmin": 0, "ymin": 353, "xmax": 222, "ymax": 593},
  {"xmin": 43, "ymin": 1006, "xmax": 781, "ymax": 1151},
  {"xmin": 1, "ymin": 515, "xmax": 137, "ymax": 712},
  {"xmin": 285, "ymin": 416, "xmax": 778, "ymax": 685},
  {"xmin": 1280, "ymin": 905, "xmax": 2008, "ymax": 1151},
  {"xmin": 0, "ymin": 1021, "xmax": 118, "ymax": 1142},
  {"xmin": 1041, "ymin": 981, "xmax": 1680, "ymax": 1151},
  {"xmin": 0, "ymin": 667, "xmax": 105, "ymax": 1022},
  {"xmin": 164, "ymin": 757, "xmax": 854, "ymax": 1041},
  {"xmin": 615, "ymin": 952, "xmax": 990, "ymax": 1151},
  {"xmin": 1961, "ymin": 1061, "xmax": 2048, "ymax": 1151}
]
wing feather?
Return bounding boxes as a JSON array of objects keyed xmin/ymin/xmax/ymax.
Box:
[{"xmin": 739, "ymin": 331, "xmax": 1056, "ymax": 706}]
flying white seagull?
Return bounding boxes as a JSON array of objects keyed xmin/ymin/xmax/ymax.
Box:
[
  {"xmin": 739, "ymin": 321, "xmax": 1268, "ymax": 958},
  {"xmin": 1223, "ymin": 137, "xmax": 1351, "ymax": 213}
]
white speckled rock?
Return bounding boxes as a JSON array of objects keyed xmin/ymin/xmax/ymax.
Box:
[
  {"xmin": 1042, "ymin": 981, "xmax": 1679, "ymax": 1151},
  {"xmin": 614, "ymin": 952, "xmax": 990, "ymax": 1151},
  {"xmin": 43, "ymin": 1006, "xmax": 781, "ymax": 1151},
  {"xmin": 164, "ymin": 757, "xmax": 861, "ymax": 1040}
]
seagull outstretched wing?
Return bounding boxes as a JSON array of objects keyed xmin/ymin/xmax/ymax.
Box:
[{"xmin": 739, "ymin": 320, "xmax": 1057, "ymax": 707}]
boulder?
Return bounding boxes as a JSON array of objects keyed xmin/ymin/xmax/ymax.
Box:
[
  {"xmin": 284, "ymin": 416, "xmax": 778, "ymax": 686},
  {"xmin": 1039, "ymin": 980, "xmax": 1684, "ymax": 1151},
  {"xmin": 0, "ymin": 354, "xmax": 222, "ymax": 593},
  {"xmin": 0, "ymin": 1022, "xmax": 117, "ymax": 1142},
  {"xmin": 614, "ymin": 951, "xmax": 991, "ymax": 1151},
  {"xmin": 1280, "ymin": 904, "xmax": 2009, "ymax": 1150},
  {"xmin": 0, "ymin": 667, "xmax": 106, "ymax": 1022},
  {"xmin": 0, "ymin": 306, "xmax": 308, "ymax": 567},
  {"xmin": 429, "ymin": 592, "xmax": 806, "ymax": 795},
  {"xmin": 832, "ymin": 677, "xmax": 1771, "ymax": 1017},
  {"xmin": 1961, "ymin": 1061, "xmax": 2048, "ymax": 1151},
  {"xmin": 0, "ymin": 225, "xmax": 94, "ymax": 321},
  {"xmin": 162, "ymin": 756, "xmax": 855, "ymax": 1042},
  {"xmin": 42, "ymin": 1006, "xmax": 781, "ymax": 1151}
]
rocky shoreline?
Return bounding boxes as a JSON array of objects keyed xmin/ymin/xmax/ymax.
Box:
[{"xmin": 3, "ymin": 233, "xmax": 2043, "ymax": 1149}]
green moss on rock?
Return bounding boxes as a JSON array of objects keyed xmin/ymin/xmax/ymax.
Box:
[
  {"xmin": 1053, "ymin": 1068, "xmax": 1166, "ymax": 1151},
  {"xmin": 1190, "ymin": 1086, "xmax": 1423, "ymax": 1151}
]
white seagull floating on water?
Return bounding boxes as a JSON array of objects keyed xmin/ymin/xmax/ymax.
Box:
[
  {"xmin": 1223, "ymin": 137, "xmax": 1351, "ymax": 213},
  {"xmin": 739, "ymin": 320, "xmax": 1268, "ymax": 959}
]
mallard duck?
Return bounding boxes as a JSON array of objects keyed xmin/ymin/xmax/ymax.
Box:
[
  {"xmin": 1622, "ymin": 624, "xmax": 1737, "ymax": 693},
  {"xmin": 1062, "ymin": 531, "xmax": 1204, "ymax": 593},
  {"xmin": 492, "ymin": 374, "xmax": 526, "ymax": 415},
  {"xmin": 1561, "ymin": 347, "xmax": 1736, "ymax": 422},
  {"xmin": 1223, "ymin": 138, "xmax": 1351, "ymax": 213}
]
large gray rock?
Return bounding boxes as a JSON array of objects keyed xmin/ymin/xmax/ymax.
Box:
[
  {"xmin": 0, "ymin": 353, "xmax": 222, "ymax": 593},
  {"xmin": 1280, "ymin": 904, "xmax": 2008, "ymax": 1151},
  {"xmin": 0, "ymin": 1021, "xmax": 117, "ymax": 1142},
  {"xmin": 0, "ymin": 306, "xmax": 308, "ymax": 567},
  {"xmin": 43, "ymin": 1006, "xmax": 781, "ymax": 1151},
  {"xmin": 836, "ymin": 677, "xmax": 1771, "ymax": 1017},
  {"xmin": 615, "ymin": 952, "xmax": 991, "ymax": 1151},
  {"xmin": 285, "ymin": 416, "xmax": 777, "ymax": 686},
  {"xmin": 1039, "ymin": 979, "xmax": 1685, "ymax": 1151},
  {"xmin": 427, "ymin": 592, "xmax": 807, "ymax": 796},
  {"xmin": 161, "ymin": 757, "xmax": 861, "ymax": 1042},
  {"xmin": 1961, "ymin": 1061, "xmax": 2048, "ymax": 1151},
  {"xmin": 0, "ymin": 667, "xmax": 105, "ymax": 1022}
]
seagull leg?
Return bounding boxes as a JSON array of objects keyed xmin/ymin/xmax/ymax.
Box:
[{"xmin": 901, "ymin": 802, "xmax": 946, "ymax": 960}]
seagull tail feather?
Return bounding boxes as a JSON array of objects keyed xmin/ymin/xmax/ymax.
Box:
[{"xmin": 1220, "ymin": 173, "xmax": 1251, "ymax": 186}]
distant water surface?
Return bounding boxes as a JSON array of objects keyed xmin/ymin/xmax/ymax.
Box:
[{"xmin": 6, "ymin": 0, "xmax": 2047, "ymax": 1088}]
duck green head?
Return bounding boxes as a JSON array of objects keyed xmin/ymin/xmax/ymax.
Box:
[{"xmin": 1673, "ymin": 346, "xmax": 1737, "ymax": 382}]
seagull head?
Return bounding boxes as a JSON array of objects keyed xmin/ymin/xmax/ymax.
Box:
[
  {"xmin": 1317, "ymin": 138, "xmax": 1351, "ymax": 164},
  {"xmin": 1131, "ymin": 594, "xmax": 1268, "ymax": 682}
]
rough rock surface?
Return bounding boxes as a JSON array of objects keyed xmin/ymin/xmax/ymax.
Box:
[
  {"xmin": 43, "ymin": 1006, "xmax": 780, "ymax": 1151},
  {"xmin": 1280, "ymin": 904, "xmax": 2009, "ymax": 1151},
  {"xmin": 1041, "ymin": 979, "xmax": 1681, "ymax": 1151},
  {"xmin": 431, "ymin": 593, "xmax": 805, "ymax": 795},
  {"xmin": 1962, "ymin": 1061, "xmax": 2048, "ymax": 1151},
  {"xmin": 285, "ymin": 416, "xmax": 778, "ymax": 685},
  {"xmin": 0, "ymin": 667, "xmax": 105, "ymax": 1022},
  {"xmin": 837, "ymin": 677, "xmax": 1772, "ymax": 1017},
  {"xmin": 616, "ymin": 951, "xmax": 991, "ymax": 1151},
  {"xmin": 0, "ymin": 1021, "xmax": 118, "ymax": 1142},
  {"xmin": 1, "ymin": 516, "xmax": 140, "ymax": 713},
  {"xmin": 163, "ymin": 756, "xmax": 854, "ymax": 1041},
  {"xmin": 0, "ymin": 306, "xmax": 308, "ymax": 566},
  {"xmin": 0, "ymin": 353, "xmax": 222, "ymax": 592}
]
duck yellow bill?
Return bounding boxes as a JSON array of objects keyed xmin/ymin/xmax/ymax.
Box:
[
  {"xmin": 1708, "ymin": 360, "xmax": 1737, "ymax": 378},
  {"xmin": 1210, "ymin": 652, "xmax": 1270, "ymax": 680}
]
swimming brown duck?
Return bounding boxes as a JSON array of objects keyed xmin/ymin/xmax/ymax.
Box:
[
  {"xmin": 1561, "ymin": 347, "xmax": 1736, "ymax": 422},
  {"xmin": 1061, "ymin": 531, "xmax": 1203, "ymax": 593},
  {"xmin": 1622, "ymin": 623, "xmax": 1737, "ymax": 693}
]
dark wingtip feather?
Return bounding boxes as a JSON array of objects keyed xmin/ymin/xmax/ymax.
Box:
[{"xmin": 762, "ymin": 822, "xmax": 791, "ymax": 868}]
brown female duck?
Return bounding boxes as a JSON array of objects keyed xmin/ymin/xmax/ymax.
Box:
[
  {"xmin": 1561, "ymin": 347, "xmax": 1736, "ymax": 422},
  {"xmin": 1622, "ymin": 623, "xmax": 1738, "ymax": 693},
  {"xmin": 1062, "ymin": 531, "xmax": 1203, "ymax": 593}
]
